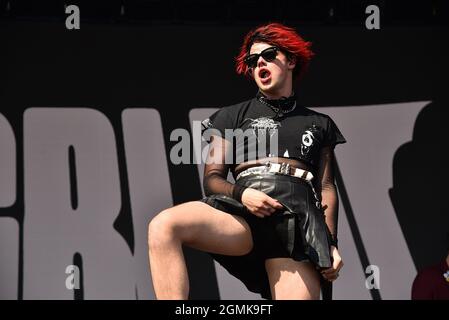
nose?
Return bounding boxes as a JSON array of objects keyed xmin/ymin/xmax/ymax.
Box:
[{"xmin": 257, "ymin": 55, "xmax": 267, "ymax": 68}]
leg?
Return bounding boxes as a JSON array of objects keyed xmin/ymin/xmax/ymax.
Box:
[
  {"xmin": 265, "ymin": 258, "xmax": 321, "ymax": 300},
  {"xmin": 148, "ymin": 201, "xmax": 253, "ymax": 299}
]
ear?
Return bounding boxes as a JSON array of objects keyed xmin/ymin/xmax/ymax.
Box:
[{"xmin": 287, "ymin": 55, "xmax": 297, "ymax": 71}]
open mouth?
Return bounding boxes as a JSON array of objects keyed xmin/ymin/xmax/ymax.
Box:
[{"xmin": 259, "ymin": 68, "xmax": 271, "ymax": 82}]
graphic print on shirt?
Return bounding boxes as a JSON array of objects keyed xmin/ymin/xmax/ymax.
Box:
[
  {"xmin": 298, "ymin": 124, "xmax": 322, "ymax": 160},
  {"xmin": 239, "ymin": 117, "xmax": 282, "ymax": 159},
  {"xmin": 244, "ymin": 117, "xmax": 281, "ymax": 138}
]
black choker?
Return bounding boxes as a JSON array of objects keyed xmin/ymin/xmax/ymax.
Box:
[{"xmin": 256, "ymin": 91, "xmax": 297, "ymax": 117}]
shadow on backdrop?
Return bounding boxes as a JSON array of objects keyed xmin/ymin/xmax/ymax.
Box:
[{"xmin": 389, "ymin": 100, "xmax": 449, "ymax": 271}]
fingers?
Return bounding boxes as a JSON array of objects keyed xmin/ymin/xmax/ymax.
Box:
[
  {"xmin": 249, "ymin": 206, "xmax": 274, "ymax": 218},
  {"xmin": 249, "ymin": 199, "xmax": 282, "ymax": 218},
  {"xmin": 322, "ymin": 273, "xmax": 338, "ymax": 282},
  {"xmin": 265, "ymin": 197, "xmax": 284, "ymax": 210},
  {"xmin": 321, "ymin": 259, "xmax": 344, "ymax": 282},
  {"xmin": 257, "ymin": 208, "xmax": 273, "ymax": 216},
  {"xmin": 320, "ymin": 268, "xmax": 339, "ymax": 281},
  {"xmin": 321, "ymin": 268, "xmax": 338, "ymax": 277},
  {"xmin": 244, "ymin": 192, "xmax": 284, "ymax": 218}
]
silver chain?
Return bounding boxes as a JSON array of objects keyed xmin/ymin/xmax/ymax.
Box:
[{"xmin": 258, "ymin": 98, "xmax": 297, "ymax": 117}]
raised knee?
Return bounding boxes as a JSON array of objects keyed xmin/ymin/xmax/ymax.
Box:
[{"xmin": 148, "ymin": 209, "xmax": 177, "ymax": 250}]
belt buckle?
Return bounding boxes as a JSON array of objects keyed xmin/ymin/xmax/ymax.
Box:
[
  {"xmin": 279, "ymin": 162, "xmax": 290, "ymax": 175},
  {"xmin": 264, "ymin": 161, "xmax": 272, "ymax": 173}
]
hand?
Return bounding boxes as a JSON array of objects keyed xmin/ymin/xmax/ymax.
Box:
[
  {"xmin": 320, "ymin": 246, "xmax": 343, "ymax": 282},
  {"xmin": 241, "ymin": 188, "xmax": 284, "ymax": 218}
]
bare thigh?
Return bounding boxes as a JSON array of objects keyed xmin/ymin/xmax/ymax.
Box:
[
  {"xmin": 150, "ymin": 201, "xmax": 253, "ymax": 256},
  {"xmin": 265, "ymin": 258, "xmax": 321, "ymax": 300}
]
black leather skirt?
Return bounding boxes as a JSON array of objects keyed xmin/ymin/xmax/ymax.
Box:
[{"xmin": 199, "ymin": 172, "xmax": 333, "ymax": 299}]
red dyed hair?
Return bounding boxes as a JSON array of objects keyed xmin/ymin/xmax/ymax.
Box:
[{"xmin": 235, "ymin": 22, "xmax": 314, "ymax": 80}]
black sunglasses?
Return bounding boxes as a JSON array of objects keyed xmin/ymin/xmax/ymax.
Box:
[{"xmin": 244, "ymin": 46, "xmax": 279, "ymax": 69}]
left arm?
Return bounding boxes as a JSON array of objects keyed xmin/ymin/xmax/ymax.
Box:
[
  {"xmin": 315, "ymin": 145, "xmax": 343, "ymax": 281},
  {"xmin": 315, "ymin": 146, "xmax": 339, "ymax": 245}
]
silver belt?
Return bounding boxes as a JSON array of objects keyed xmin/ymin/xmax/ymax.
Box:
[
  {"xmin": 236, "ymin": 162, "xmax": 314, "ymax": 182},
  {"xmin": 236, "ymin": 162, "xmax": 322, "ymax": 209}
]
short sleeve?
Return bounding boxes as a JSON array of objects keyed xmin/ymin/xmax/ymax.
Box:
[
  {"xmin": 322, "ymin": 116, "xmax": 347, "ymax": 148},
  {"xmin": 201, "ymin": 107, "xmax": 236, "ymax": 143}
]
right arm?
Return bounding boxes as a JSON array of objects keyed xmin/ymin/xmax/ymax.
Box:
[{"xmin": 203, "ymin": 135, "xmax": 283, "ymax": 218}]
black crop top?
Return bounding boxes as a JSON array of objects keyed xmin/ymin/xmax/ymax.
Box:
[{"xmin": 200, "ymin": 92, "xmax": 346, "ymax": 203}]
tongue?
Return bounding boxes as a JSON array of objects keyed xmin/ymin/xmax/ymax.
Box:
[{"xmin": 262, "ymin": 71, "xmax": 271, "ymax": 79}]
